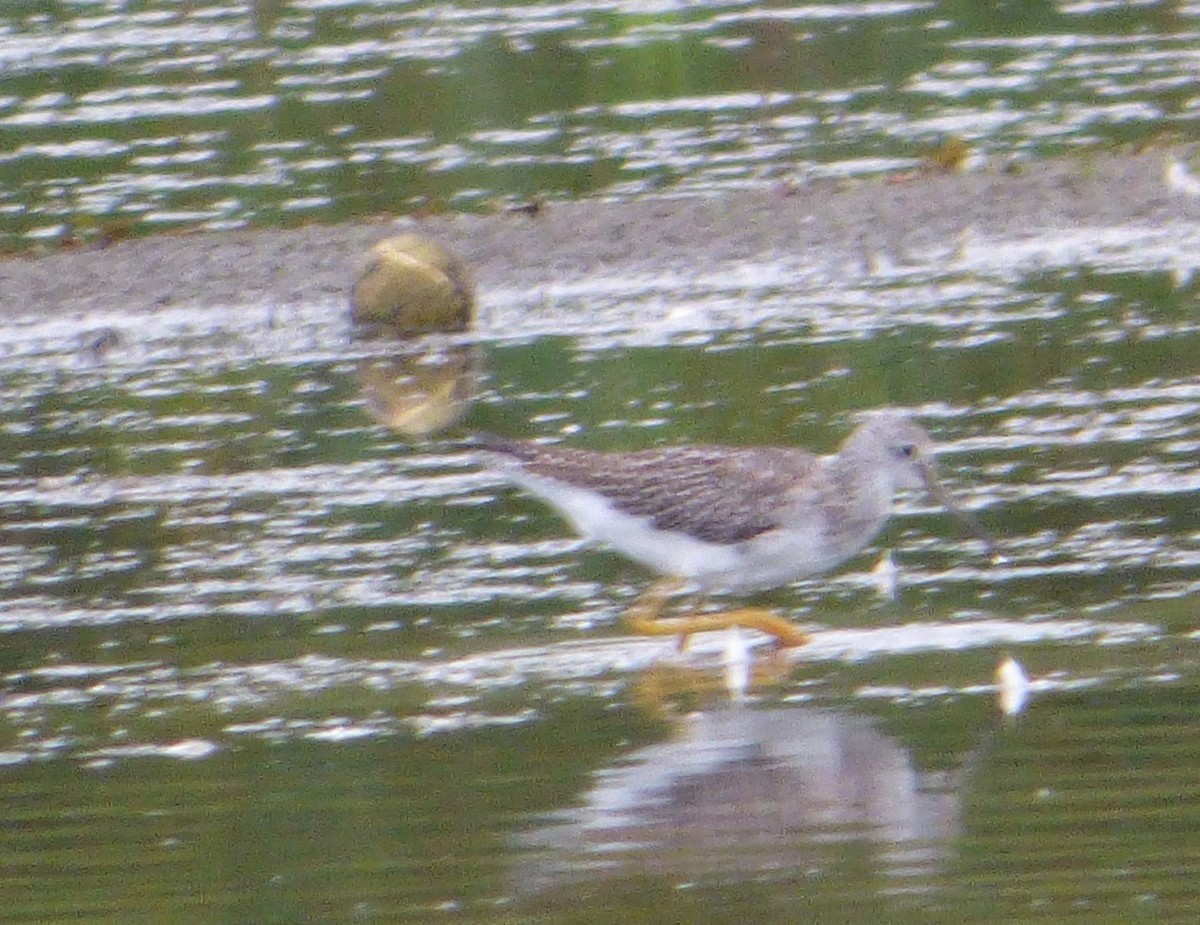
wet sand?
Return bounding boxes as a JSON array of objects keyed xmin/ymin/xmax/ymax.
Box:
[{"xmin": 4, "ymin": 151, "xmax": 1200, "ymax": 320}]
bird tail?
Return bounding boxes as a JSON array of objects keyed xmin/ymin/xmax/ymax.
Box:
[{"xmin": 466, "ymin": 432, "xmax": 533, "ymax": 459}]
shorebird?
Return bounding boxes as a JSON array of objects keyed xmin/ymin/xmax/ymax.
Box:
[{"xmin": 478, "ymin": 410, "xmax": 993, "ymax": 647}]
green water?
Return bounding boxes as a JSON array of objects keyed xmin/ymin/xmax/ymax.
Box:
[
  {"xmin": 2, "ymin": 0, "xmax": 1197, "ymax": 246},
  {"xmin": 7, "ymin": 680, "xmax": 1200, "ymax": 923},
  {"xmin": 5, "ymin": 262, "xmax": 1200, "ymax": 920},
  {"xmin": 6, "ymin": 1, "xmax": 1200, "ymax": 922}
]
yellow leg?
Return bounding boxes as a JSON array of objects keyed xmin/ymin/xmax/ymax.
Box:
[{"xmin": 622, "ymin": 579, "xmax": 810, "ymax": 649}]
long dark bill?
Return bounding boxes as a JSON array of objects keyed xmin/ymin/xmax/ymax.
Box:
[{"xmin": 922, "ymin": 466, "xmax": 997, "ymax": 556}]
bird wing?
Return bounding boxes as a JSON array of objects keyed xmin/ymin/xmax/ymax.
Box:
[{"xmin": 486, "ymin": 440, "xmax": 823, "ymax": 546}]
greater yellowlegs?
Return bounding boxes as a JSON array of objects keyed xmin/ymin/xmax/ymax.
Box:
[{"xmin": 478, "ymin": 410, "xmax": 993, "ymax": 646}]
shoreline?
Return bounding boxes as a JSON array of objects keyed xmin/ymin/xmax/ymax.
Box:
[{"xmin": 4, "ymin": 150, "xmax": 1200, "ymax": 321}]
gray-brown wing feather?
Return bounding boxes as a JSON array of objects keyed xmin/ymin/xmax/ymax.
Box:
[{"xmin": 481, "ymin": 437, "xmax": 821, "ymax": 545}]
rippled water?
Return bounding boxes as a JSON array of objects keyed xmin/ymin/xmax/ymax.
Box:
[
  {"xmin": 6, "ymin": 224, "xmax": 1200, "ymax": 919},
  {"xmin": 3, "ymin": 0, "xmax": 1199, "ymax": 245},
  {"xmin": 7, "ymin": 1, "xmax": 1200, "ymax": 923}
]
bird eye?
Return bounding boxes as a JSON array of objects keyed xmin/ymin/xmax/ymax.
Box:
[{"xmin": 899, "ymin": 444, "xmax": 917, "ymax": 459}]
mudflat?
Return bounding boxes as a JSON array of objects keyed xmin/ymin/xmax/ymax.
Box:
[{"xmin": 3, "ymin": 151, "xmax": 1198, "ymax": 320}]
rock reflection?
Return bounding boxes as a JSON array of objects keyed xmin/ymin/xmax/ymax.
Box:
[
  {"xmin": 355, "ymin": 345, "xmax": 481, "ymax": 438},
  {"xmin": 516, "ymin": 706, "xmax": 962, "ymax": 894}
]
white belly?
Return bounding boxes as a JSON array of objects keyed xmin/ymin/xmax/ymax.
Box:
[{"xmin": 499, "ymin": 469, "xmax": 858, "ymax": 593}]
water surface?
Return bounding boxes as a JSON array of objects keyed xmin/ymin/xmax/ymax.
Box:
[
  {"xmin": 6, "ymin": 1, "xmax": 1200, "ymax": 922},
  {"xmin": 3, "ymin": 0, "xmax": 1198, "ymax": 245},
  {"xmin": 5, "ymin": 227, "xmax": 1200, "ymax": 920}
]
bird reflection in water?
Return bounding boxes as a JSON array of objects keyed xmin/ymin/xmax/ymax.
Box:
[{"xmin": 514, "ymin": 705, "xmax": 964, "ymax": 897}]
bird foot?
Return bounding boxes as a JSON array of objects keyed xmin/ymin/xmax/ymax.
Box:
[
  {"xmin": 697, "ymin": 608, "xmax": 810, "ymax": 649},
  {"xmin": 621, "ymin": 580, "xmax": 809, "ymax": 649}
]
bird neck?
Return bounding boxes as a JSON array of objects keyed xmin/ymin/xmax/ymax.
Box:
[{"xmin": 821, "ymin": 451, "xmax": 896, "ymax": 549}]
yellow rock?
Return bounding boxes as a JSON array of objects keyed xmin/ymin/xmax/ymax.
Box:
[{"xmin": 350, "ymin": 234, "xmax": 474, "ymax": 334}]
